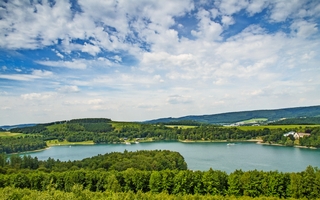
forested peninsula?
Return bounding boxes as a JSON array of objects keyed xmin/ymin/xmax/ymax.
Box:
[{"xmin": 1, "ymin": 118, "xmax": 320, "ymax": 154}]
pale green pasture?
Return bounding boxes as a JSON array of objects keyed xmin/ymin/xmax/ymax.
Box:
[
  {"xmin": 238, "ymin": 118, "xmax": 268, "ymax": 123},
  {"xmin": 0, "ymin": 132, "xmax": 23, "ymax": 137},
  {"xmin": 165, "ymin": 125, "xmax": 198, "ymax": 129},
  {"xmin": 46, "ymin": 139, "xmax": 94, "ymax": 146},
  {"xmin": 235, "ymin": 125, "xmax": 320, "ymax": 131}
]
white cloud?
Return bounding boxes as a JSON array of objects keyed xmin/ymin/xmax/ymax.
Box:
[
  {"xmin": 81, "ymin": 43, "xmax": 101, "ymax": 56},
  {"xmin": 167, "ymin": 95, "xmax": 192, "ymax": 104},
  {"xmin": 221, "ymin": 15, "xmax": 234, "ymax": 27},
  {"xmin": 0, "ymin": 0, "xmax": 320, "ymax": 124},
  {"xmin": 215, "ymin": 0, "xmax": 249, "ymax": 15},
  {"xmin": 21, "ymin": 92, "xmax": 54, "ymax": 100},
  {"xmin": 246, "ymin": 0, "xmax": 269, "ymax": 16},
  {"xmin": 56, "ymin": 85, "xmax": 80, "ymax": 93},
  {"xmin": 88, "ymin": 99, "xmax": 103, "ymax": 105},
  {"xmin": 191, "ymin": 9, "xmax": 223, "ymax": 41},
  {"xmin": 31, "ymin": 69, "xmax": 53, "ymax": 77},
  {"xmin": 37, "ymin": 59, "xmax": 87, "ymax": 69},
  {"xmin": 290, "ymin": 20, "xmax": 318, "ymax": 38},
  {"xmin": 0, "ymin": 0, "xmax": 72, "ymax": 49},
  {"xmin": 56, "ymin": 52, "xmax": 64, "ymax": 59},
  {"xmin": 0, "ymin": 69, "xmax": 53, "ymax": 81},
  {"xmin": 113, "ymin": 55, "xmax": 122, "ymax": 62},
  {"xmin": 269, "ymin": 0, "xmax": 305, "ymax": 22}
]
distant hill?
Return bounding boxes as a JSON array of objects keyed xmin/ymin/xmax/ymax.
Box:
[
  {"xmin": 269, "ymin": 116, "xmax": 320, "ymax": 125},
  {"xmin": 0, "ymin": 123, "xmax": 36, "ymax": 130},
  {"xmin": 144, "ymin": 105, "xmax": 320, "ymax": 125}
]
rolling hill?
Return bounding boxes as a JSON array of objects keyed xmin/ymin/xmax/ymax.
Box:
[{"xmin": 144, "ymin": 105, "xmax": 320, "ymax": 125}]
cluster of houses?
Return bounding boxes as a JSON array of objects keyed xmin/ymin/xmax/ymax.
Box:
[{"xmin": 283, "ymin": 131, "xmax": 310, "ymax": 140}]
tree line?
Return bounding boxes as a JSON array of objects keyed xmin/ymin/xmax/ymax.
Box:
[
  {"xmin": 0, "ymin": 136, "xmax": 46, "ymax": 154},
  {"xmin": 3, "ymin": 118, "xmax": 320, "ymax": 154},
  {"xmin": 262, "ymin": 126, "xmax": 320, "ymax": 147},
  {"xmin": 270, "ymin": 117, "xmax": 320, "ymax": 125},
  {"xmin": 0, "ymin": 150, "xmax": 187, "ymax": 172},
  {"xmin": 0, "ymin": 164, "xmax": 319, "ymax": 199},
  {"xmin": 0, "ymin": 187, "xmax": 311, "ymax": 200}
]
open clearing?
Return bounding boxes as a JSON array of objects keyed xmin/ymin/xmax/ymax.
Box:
[
  {"xmin": 165, "ymin": 125, "xmax": 198, "ymax": 129},
  {"xmin": 238, "ymin": 118, "xmax": 268, "ymax": 124},
  {"xmin": 0, "ymin": 132, "xmax": 23, "ymax": 137},
  {"xmin": 46, "ymin": 139, "xmax": 94, "ymax": 146},
  {"xmin": 235, "ymin": 125, "xmax": 320, "ymax": 131}
]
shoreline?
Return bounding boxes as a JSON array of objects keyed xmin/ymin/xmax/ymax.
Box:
[
  {"xmin": 179, "ymin": 139, "xmax": 263, "ymax": 143},
  {"xmin": 8, "ymin": 139, "xmax": 318, "ymax": 155},
  {"xmin": 9, "ymin": 147, "xmax": 51, "ymax": 155},
  {"xmin": 257, "ymin": 142, "xmax": 318, "ymax": 149}
]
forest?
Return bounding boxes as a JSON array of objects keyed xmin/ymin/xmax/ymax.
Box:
[
  {"xmin": 270, "ymin": 117, "xmax": 320, "ymax": 125},
  {"xmin": 1, "ymin": 118, "xmax": 320, "ymax": 153},
  {"xmin": 0, "ymin": 150, "xmax": 187, "ymax": 172},
  {"xmin": 0, "ymin": 150, "xmax": 319, "ymax": 199},
  {"xmin": 262, "ymin": 126, "xmax": 320, "ymax": 147}
]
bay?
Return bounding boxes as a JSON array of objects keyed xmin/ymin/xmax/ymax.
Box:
[{"xmin": 24, "ymin": 141, "xmax": 320, "ymax": 173}]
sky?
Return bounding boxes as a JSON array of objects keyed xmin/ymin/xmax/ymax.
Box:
[{"xmin": 0, "ymin": 0, "xmax": 320, "ymax": 125}]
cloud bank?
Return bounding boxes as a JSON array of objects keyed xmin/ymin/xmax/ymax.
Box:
[{"xmin": 0, "ymin": 0, "xmax": 319, "ymax": 124}]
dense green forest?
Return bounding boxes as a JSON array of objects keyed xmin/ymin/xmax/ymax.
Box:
[
  {"xmin": 2, "ymin": 187, "xmax": 316, "ymax": 200},
  {"xmin": 262, "ymin": 126, "xmax": 320, "ymax": 147},
  {"xmin": 270, "ymin": 117, "xmax": 320, "ymax": 125},
  {"xmin": 0, "ymin": 150, "xmax": 319, "ymax": 199},
  {"xmin": 0, "ymin": 136, "xmax": 47, "ymax": 154},
  {"xmin": 2, "ymin": 118, "xmax": 320, "ymax": 153},
  {"xmin": 0, "ymin": 150, "xmax": 187, "ymax": 172}
]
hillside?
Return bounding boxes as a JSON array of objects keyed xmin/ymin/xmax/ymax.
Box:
[
  {"xmin": 144, "ymin": 105, "xmax": 320, "ymax": 124},
  {"xmin": 0, "ymin": 123, "xmax": 36, "ymax": 130}
]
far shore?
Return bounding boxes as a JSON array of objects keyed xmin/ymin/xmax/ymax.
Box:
[
  {"xmin": 179, "ymin": 139, "xmax": 263, "ymax": 143},
  {"xmin": 9, "ymin": 147, "xmax": 51, "ymax": 155},
  {"xmin": 46, "ymin": 140, "xmax": 95, "ymax": 147},
  {"xmin": 257, "ymin": 141, "xmax": 318, "ymax": 149},
  {"xmin": 7, "ymin": 138, "xmax": 318, "ymax": 155}
]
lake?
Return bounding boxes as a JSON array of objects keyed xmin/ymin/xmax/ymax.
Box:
[{"xmin": 23, "ymin": 141, "xmax": 320, "ymax": 173}]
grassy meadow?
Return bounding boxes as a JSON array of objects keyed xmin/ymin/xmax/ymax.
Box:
[
  {"xmin": 165, "ymin": 125, "xmax": 198, "ymax": 129},
  {"xmin": 238, "ymin": 118, "xmax": 268, "ymax": 124},
  {"xmin": 0, "ymin": 132, "xmax": 23, "ymax": 137},
  {"xmin": 234, "ymin": 124, "xmax": 320, "ymax": 131},
  {"xmin": 46, "ymin": 139, "xmax": 94, "ymax": 146}
]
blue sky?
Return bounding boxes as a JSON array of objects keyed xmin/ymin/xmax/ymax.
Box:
[{"xmin": 1, "ymin": 0, "xmax": 320, "ymax": 125}]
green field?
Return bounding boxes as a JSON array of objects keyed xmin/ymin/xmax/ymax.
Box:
[
  {"xmin": 238, "ymin": 118, "xmax": 268, "ymax": 124},
  {"xmin": 111, "ymin": 121, "xmax": 142, "ymax": 131},
  {"xmin": 46, "ymin": 139, "xmax": 94, "ymax": 146},
  {"xmin": 165, "ymin": 125, "xmax": 198, "ymax": 129},
  {"xmin": 234, "ymin": 125, "xmax": 320, "ymax": 131},
  {"xmin": 0, "ymin": 132, "xmax": 23, "ymax": 137}
]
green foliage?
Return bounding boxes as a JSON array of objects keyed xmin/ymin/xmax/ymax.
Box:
[
  {"xmin": 262, "ymin": 126, "xmax": 320, "ymax": 147},
  {"xmin": 2, "ymin": 150, "xmax": 187, "ymax": 172},
  {"xmin": 5, "ymin": 117, "xmax": 320, "ymax": 154},
  {"xmin": 0, "ymin": 166, "xmax": 319, "ymax": 199},
  {"xmin": 157, "ymin": 120, "xmax": 205, "ymax": 126},
  {"xmin": 299, "ymin": 127, "xmax": 320, "ymax": 147},
  {"xmin": 270, "ymin": 117, "xmax": 320, "ymax": 125},
  {"xmin": 0, "ymin": 186, "xmax": 314, "ymax": 200},
  {"xmin": 0, "ymin": 136, "xmax": 46, "ymax": 153}
]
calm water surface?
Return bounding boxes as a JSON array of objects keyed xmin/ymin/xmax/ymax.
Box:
[{"xmin": 24, "ymin": 142, "xmax": 320, "ymax": 173}]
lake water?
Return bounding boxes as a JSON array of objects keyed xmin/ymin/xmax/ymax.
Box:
[{"xmin": 23, "ymin": 141, "xmax": 320, "ymax": 173}]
